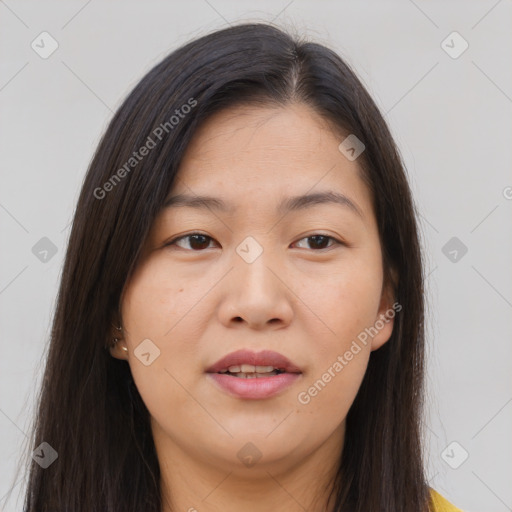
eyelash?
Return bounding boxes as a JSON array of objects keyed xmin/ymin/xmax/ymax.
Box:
[{"xmin": 164, "ymin": 232, "xmax": 345, "ymax": 252}]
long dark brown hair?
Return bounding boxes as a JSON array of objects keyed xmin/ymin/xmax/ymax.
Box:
[{"xmin": 11, "ymin": 22, "xmax": 433, "ymax": 511}]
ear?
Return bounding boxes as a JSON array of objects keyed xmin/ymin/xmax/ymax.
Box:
[
  {"xmin": 370, "ymin": 268, "xmax": 399, "ymax": 352},
  {"xmin": 108, "ymin": 321, "xmax": 129, "ymax": 360}
]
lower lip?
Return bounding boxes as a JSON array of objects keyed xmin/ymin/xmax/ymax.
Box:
[{"xmin": 207, "ymin": 372, "xmax": 301, "ymax": 399}]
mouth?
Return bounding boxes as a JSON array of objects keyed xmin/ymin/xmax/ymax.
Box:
[
  {"xmin": 217, "ymin": 364, "xmax": 288, "ymax": 378},
  {"xmin": 206, "ymin": 348, "xmax": 302, "ymax": 375},
  {"xmin": 205, "ymin": 349, "xmax": 302, "ymax": 399}
]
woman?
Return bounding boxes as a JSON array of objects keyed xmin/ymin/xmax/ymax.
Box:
[{"xmin": 17, "ymin": 22, "xmax": 462, "ymax": 511}]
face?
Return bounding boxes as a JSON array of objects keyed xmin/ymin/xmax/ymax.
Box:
[{"xmin": 112, "ymin": 102, "xmax": 395, "ymax": 477}]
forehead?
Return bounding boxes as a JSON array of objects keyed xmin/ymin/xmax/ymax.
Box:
[
  {"xmin": 182, "ymin": 102, "xmax": 344, "ymax": 164},
  {"xmin": 168, "ymin": 103, "xmax": 374, "ymax": 223}
]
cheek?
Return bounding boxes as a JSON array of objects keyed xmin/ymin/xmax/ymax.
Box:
[
  {"xmin": 121, "ymin": 258, "xmax": 202, "ymax": 341},
  {"xmin": 293, "ymin": 250, "xmax": 382, "ymax": 415},
  {"xmin": 120, "ymin": 259, "xmax": 204, "ymax": 394},
  {"xmin": 332, "ymin": 271, "xmax": 382, "ymax": 340},
  {"xmin": 297, "ymin": 251, "xmax": 383, "ymax": 351},
  {"xmin": 296, "ymin": 273, "xmax": 377, "ymax": 424},
  {"xmin": 298, "ymin": 349, "xmax": 370, "ymax": 420},
  {"xmin": 120, "ymin": 262, "xmax": 206, "ymax": 430}
]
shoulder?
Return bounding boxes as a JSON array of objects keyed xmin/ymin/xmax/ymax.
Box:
[{"xmin": 429, "ymin": 488, "xmax": 464, "ymax": 512}]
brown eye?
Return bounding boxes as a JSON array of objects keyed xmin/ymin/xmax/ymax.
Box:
[
  {"xmin": 166, "ymin": 233, "xmax": 216, "ymax": 251},
  {"xmin": 165, "ymin": 232, "xmax": 343, "ymax": 252},
  {"xmin": 293, "ymin": 234, "xmax": 342, "ymax": 250}
]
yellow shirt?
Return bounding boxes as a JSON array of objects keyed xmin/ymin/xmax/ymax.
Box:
[{"xmin": 430, "ymin": 488, "xmax": 463, "ymax": 511}]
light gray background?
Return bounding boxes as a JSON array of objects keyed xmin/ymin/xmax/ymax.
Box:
[{"xmin": 1, "ymin": 1, "xmax": 511, "ymax": 511}]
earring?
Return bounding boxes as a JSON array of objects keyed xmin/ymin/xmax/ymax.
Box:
[
  {"xmin": 111, "ymin": 324, "xmax": 127, "ymax": 353},
  {"xmin": 111, "ymin": 338, "xmax": 128, "ymax": 354}
]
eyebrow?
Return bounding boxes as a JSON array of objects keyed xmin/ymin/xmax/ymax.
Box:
[{"xmin": 163, "ymin": 190, "xmax": 364, "ymax": 219}]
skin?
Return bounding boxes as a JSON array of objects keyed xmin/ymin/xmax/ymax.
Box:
[{"xmin": 110, "ymin": 102, "xmax": 396, "ymax": 512}]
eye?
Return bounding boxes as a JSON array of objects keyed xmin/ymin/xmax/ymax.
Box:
[
  {"xmin": 292, "ymin": 234, "xmax": 343, "ymax": 251},
  {"xmin": 165, "ymin": 233, "xmax": 217, "ymax": 251},
  {"xmin": 164, "ymin": 232, "xmax": 344, "ymax": 252}
]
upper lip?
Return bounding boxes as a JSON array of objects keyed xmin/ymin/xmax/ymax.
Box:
[{"xmin": 206, "ymin": 349, "xmax": 302, "ymax": 373}]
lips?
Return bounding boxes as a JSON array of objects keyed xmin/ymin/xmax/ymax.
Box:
[
  {"xmin": 205, "ymin": 349, "xmax": 302, "ymax": 374},
  {"xmin": 205, "ymin": 349, "xmax": 303, "ymax": 399}
]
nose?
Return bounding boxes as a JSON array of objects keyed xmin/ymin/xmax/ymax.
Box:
[{"xmin": 217, "ymin": 247, "xmax": 294, "ymax": 331}]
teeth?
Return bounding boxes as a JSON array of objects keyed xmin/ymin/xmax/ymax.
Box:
[
  {"xmin": 217, "ymin": 364, "xmax": 286, "ymax": 377},
  {"xmin": 234, "ymin": 371, "xmax": 279, "ymax": 378},
  {"xmin": 227, "ymin": 364, "xmax": 276, "ymax": 373},
  {"xmin": 255, "ymin": 365, "xmax": 275, "ymax": 373}
]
